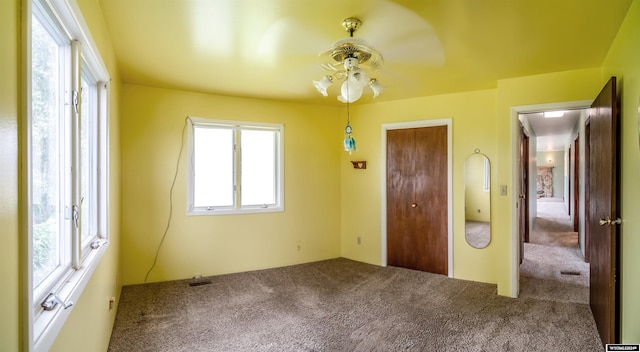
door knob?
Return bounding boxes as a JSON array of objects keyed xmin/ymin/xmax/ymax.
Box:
[
  {"xmin": 599, "ymin": 217, "xmax": 622, "ymax": 226},
  {"xmin": 411, "ymin": 203, "xmax": 417, "ymax": 208}
]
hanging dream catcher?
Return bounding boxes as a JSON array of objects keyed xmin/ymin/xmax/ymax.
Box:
[{"xmin": 343, "ymin": 96, "xmax": 357, "ymax": 154}]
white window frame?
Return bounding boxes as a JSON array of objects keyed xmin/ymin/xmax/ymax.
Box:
[
  {"xmin": 22, "ymin": 0, "xmax": 111, "ymax": 351},
  {"xmin": 187, "ymin": 117, "xmax": 284, "ymax": 216}
]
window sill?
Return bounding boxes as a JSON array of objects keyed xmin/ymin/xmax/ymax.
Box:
[
  {"xmin": 187, "ymin": 206, "xmax": 284, "ymax": 216},
  {"xmin": 33, "ymin": 241, "xmax": 109, "ymax": 352}
]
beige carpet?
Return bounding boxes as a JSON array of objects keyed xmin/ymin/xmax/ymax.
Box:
[
  {"xmin": 465, "ymin": 220, "xmax": 491, "ymax": 248},
  {"xmin": 109, "ymin": 258, "xmax": 602, "ymax": 351},
  {"xmin": 520, "ymin": 198, "xmax": 589, "ymax": 304}
]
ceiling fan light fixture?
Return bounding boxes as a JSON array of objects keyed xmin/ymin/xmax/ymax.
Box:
[
  {"xmin": 313, "ymin": 17, "xmax": 384, "ymax": 103},
  {"xmin": 313, "ymin": 75, "xmax": 333, "ymax": 96}
]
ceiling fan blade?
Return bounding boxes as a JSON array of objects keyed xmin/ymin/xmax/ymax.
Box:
[
  {"xmin": 257, "ymin": 17, "xmax": 330, "ymax": 62},
  {"xmin": 357, "ymin": 1, "xmax": 445, "ymax": 66}
]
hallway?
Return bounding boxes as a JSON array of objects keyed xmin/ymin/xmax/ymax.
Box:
[{"xmin": 519, "ymin": 198, "xmax": 589, "ymax": 304}]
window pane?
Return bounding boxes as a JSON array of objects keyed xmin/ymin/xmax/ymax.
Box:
[
  {"xmin": 79, "ymin": 74, "xmax": 96, "ymax": 247},
  {"xmin": 241, "ymin": 130, "xmax": 276, "ymax": 205},
  {"xmin": 194, "ymin": 127, "xmax": 234, "ymax": 207},
  {"xmin": 31, "ymin": 14, "xmax": 63, "ymax": 287}
]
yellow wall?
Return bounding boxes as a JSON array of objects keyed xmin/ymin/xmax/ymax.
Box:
[
  {"xmin": 340, "ymin": 89, "xmax": 501, "ymax": 284},
  {"xmin": 601, "ymin": 0, "xmax": 640, "ymax": 342},
  {"xmin": 464, "ymin": 154, "xmax": 491, "ymax": 222},
  {"xmin": 120, "ymin": 84, "xmax": 343, "ymax": 284},
  {"xmin": 0, "ymin": 0, "xmax": 21, "ymax": 350},
  {"xmin": 340, "ymin": 68, "xmax": 605, "ymax": 295}
]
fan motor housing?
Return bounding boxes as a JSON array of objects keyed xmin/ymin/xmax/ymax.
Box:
[{"xmin": 330, "ymin": 42, "xmax": 373, "ymax": 64}]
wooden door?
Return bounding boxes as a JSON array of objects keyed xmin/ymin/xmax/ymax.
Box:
[
  {"xmin": 585, "ymin": 121, "xmax": 591, "ymax": 263},
  {"xmin": 573, "ymin": 137, "xmax": 580, "ymax": 231},
  {"xmin": 518, "ymin": 124, "xmax": 530, "ymax": 264},
  {"xmin": 589, "ymin": 77, "xmax": 620, "ymax": 346},
  {"xmin": 387, "ymin": 128, "xmax": 418, "ymax": 270},
  {"xmin": 568, "ymin": 145, "xmax": 572, "ymax": 216},
  {"xmin": 387, "ymin": 126, "xmax": 448, "ymax": 275}
]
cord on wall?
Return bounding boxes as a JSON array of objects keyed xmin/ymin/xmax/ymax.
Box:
[{"xmin": 144, "ymin": 116, "xmax": 191, "ymax": 283}]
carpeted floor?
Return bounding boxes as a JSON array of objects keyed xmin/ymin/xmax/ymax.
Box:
[
  {"xmin": 108, "ymin": 199, "xmax": 601, "ymax": 351},
  {"xmin": 520, "ymin": 198, "xmax": 589, "ymax": 304},
  {"xmin": 108, "ymin": 259, "xmax": 602, "ymax": 351}
]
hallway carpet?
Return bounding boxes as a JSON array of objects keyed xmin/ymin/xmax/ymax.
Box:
[{"xmin": 520, "ymin": 199, "xmax": 589, "ymax": 304}]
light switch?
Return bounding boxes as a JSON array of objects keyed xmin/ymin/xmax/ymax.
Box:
[{"xmin": 500, "ymin": 185, "xmax": 507, "ymax": 196}]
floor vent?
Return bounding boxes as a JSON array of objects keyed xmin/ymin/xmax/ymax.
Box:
[
  {"xmin": 560, "ymin": 271, "xmax": 581, "ymax": 276},
  {"xmin": 189, "ymin": 280, "xmax": 212, "ymax": 287}
]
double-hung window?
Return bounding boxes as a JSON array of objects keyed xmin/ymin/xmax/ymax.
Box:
[
  {"xmin": 187, "ymin": 117, "xmax": 284, "ymax": 215},
  {"xmin": 25, "ymin": 0, "xmax": 110, "ymax": 350}
]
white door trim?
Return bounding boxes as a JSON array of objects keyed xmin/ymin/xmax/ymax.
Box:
[{"xmin": 381, "ymin": 118, "xmax": 453, "ymax": 278}]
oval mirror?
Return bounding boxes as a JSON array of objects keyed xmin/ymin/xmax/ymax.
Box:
[{"xmin": 464, "ymin": 151, "xmax": 491, "ymax": 248}]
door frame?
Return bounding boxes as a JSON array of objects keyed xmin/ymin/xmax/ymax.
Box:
[
  {"xmin": 509, "ymin": 100, "xmax": 592, "ymax": 297},
  {"xmin": 573, "ymin": 136, "xmax": 580, "ymax": 232},
  {"xmin": 380, "ymin": 118, "xmax": 453, "ymax": 278}
]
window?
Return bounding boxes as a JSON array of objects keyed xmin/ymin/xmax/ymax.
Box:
[
  {"xmin": 25, "ymin": 0, "xmax": 110, "ymax": 350},
  {"xmin": 187, "ymin": 117, "xmax": 284, "ymax": 215},
  {"xmin": 483, "ymin": 157, "xmax": 491, "ymax": 192}
]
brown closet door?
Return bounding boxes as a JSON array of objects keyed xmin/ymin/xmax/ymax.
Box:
[{"xmin": 387, "ymin": 126, "xmax": 448, "ymax": 275}]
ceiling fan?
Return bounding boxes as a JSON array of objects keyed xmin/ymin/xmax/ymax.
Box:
[
  {"xmin": 257, "ymin": 0, "xmax": 445, "ymax": 103},
  {"xmin": 311, "ymin": 2, "xmax": 445, "ymax": 103},
  {"xmin": 313, "ymin": 17, "xmax": 385, "ymax": 103}
]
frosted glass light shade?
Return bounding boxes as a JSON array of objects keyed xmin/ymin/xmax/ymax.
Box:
[
  {"xmin": 313, "ymin": 75, "xmax": 333, "ymax": 96},
  {"xmin": 348, "ymin": 68, "xmax": 369, "ymax": 89},
  {"xmin": 369, "ymin": 78, "xmax": 384, "ymax": 98},
  {"xmin": 338, "ymin": 80, "xmax": 363, "ymax": 103}
]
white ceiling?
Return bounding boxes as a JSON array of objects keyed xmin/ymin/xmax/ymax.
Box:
[
  {"xmin": 521, "ymin": 109, "xmax": 583, "ymax": 151},
  {"xmin": 97, "ymin": 0, "xmax": 633, "ymax": 106}
]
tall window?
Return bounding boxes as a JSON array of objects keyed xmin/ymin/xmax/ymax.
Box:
[
  {"xmin": 483, "ymin": 157, "xmax": 491, "ymax": 192},
  {"xmin": 31, "ymin": 8, "xmax": 68, "ymax": 296},
  {"xmin": 187, "ymin": 118, "xmax": 284, "ymax": 215},
  {"xmin": 26, "ymin": 0, "xmax": 110, "ymax": 350}
]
